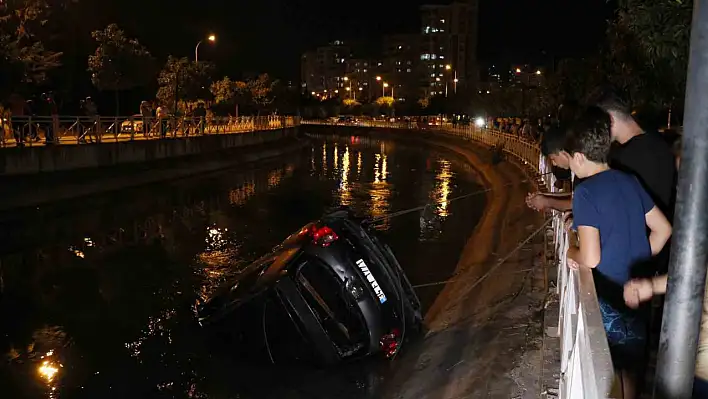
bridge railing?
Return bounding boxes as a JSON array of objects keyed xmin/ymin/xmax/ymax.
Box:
[
  {"xmin": 0, "ymin": 115, "xmax": 300, "ymax": 147},
  {"xmin": 303, "ymin": 118, "xmax": 615, "ymax": 398}
]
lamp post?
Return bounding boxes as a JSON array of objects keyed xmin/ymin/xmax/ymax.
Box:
[
  {"xmin": 195, "ymin": 34, "xmax": 216, "ymax": 64},
  {"xmin": 344, "ymin": 77, "xmax": 354, "ymax": 100},
  {"xmin": 383, "ymin": 82, "xmax": 389, "ymax": 98}
]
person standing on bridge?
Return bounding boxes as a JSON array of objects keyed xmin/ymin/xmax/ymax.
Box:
[
  {"xmin": 564, "ymin": 107, "xmax": 672, "ymax": 399},
  {"xmin": 156, "ymin": 104, "xmax": 168, "ymax": 138}
]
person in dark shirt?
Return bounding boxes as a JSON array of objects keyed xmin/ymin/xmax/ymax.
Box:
[
  {"xmin": 564, "ymin": 107, "xmax": 672, "ymax": 399},
  {"xmin": 526, "ymin": 125, "xmax": 575, "ymax": 212},
  {"xmin": 592, "ymin": 90, "xmax": 676, "ymax": 219}
]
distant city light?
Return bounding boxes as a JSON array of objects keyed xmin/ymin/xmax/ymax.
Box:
[
  {"xmin": 515, "ymin": 68, "xmax": 521, "ymax": 74},
  {"xmin": 536, "ymin": 70, "xmax": 542, "ymax": 75},
  {"xmin": 208, "ymin": 34, "xmax": 216, "ymax": 42},
  {"xmin": 475, "ymin": 117, "xmax": 485, "ymax": 127}
]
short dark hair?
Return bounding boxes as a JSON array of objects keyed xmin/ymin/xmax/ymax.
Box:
[
  {"xmin": 565, "ymin": 106, "xmax": 612, "ymax": 163},
  {"xmin": 589, "ymin": 87, "xmax": 632, "ymax": 120},
  {"xmin": 541, "ymin": 125, "xmax": 567, "ymax": 156}
]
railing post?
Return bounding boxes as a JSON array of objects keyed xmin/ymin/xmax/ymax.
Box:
[{"xmin": 656, "ymin": 1, "xmax": 708, "ymax": 397}]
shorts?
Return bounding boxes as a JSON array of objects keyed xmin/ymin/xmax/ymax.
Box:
[{"xmin": 599, "ymin": 298, "xmax": 648, "ymax": 370}]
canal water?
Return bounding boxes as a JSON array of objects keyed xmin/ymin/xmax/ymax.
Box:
[{"xmin": 0, "ymin": 133, "xmax": 487, "ymax": 398}]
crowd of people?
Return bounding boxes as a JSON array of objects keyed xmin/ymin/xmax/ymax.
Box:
[{"xmin": 523, "ymin": 89, "xmax": 702, "ymax": 398}]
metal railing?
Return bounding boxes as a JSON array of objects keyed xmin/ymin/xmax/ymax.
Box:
[
  {"xmin": 0, "ymin": 115, "xmax": 300, "ymax": 148},
  {"xmin": 304, "ymin": 118, "xmax": 615, "ymax": 398}
]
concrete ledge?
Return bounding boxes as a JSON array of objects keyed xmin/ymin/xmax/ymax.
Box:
[
  {"xmin": 0, "ymin": 136, "xmax": 306, "ymax": 212},
  {"xmin": 0, "ymin": 128, "xmax": 297, "ymax": 176}
]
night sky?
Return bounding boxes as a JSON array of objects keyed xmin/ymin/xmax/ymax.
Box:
[
  {"xmin": 47, "ymin": 0, "xmax": 616, "ymax": 108},
  {"xmin": 64, "ymin": 0, "xmax": 615, "ymax": 79}
]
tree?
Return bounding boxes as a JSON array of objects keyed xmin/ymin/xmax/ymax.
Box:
[
  {"xmin": 87, "ymin": 24, "xmax": 155, "ymax": 115},
  {"xmin": 210, "ymin": 76, "xmax": 237, "ymax": 105},
  {"xmin": 375, "ymin": 96, "xmax": 394, "ymax": 116},
  {"xmin": 210, "ymin": 76, "xmax": 249, "ymax": 115},
  {"xmin": 156, "ymin": 56, "xmax": 214, "ymax": 114},
  {"xmin": 247, "ymin": 73, "xmax": 277, "ymax": 115},
  {"xmin": 600, "ymin": 0, "xmax": 692, "ymax": 114},
  {"xmin": 0, "ymin": 0, "xmax": 68, "ymax": 99}
]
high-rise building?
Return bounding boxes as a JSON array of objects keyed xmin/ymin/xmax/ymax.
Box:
[
  {"xmin": 344, "ymin": 58, "xmax": 374, "ymax": 102},
  {"xmin": 419, "ymin": 0, "xmax": 479, "ymax": 97},
  {"xmin": 300, "ymin": 41, "xmax": 351, "ymax": 97},
  {"xmin": 381, "ymin": 34, "xmax": 422, "ymax": 101}
]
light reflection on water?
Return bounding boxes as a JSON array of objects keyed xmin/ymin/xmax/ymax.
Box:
[{"xmin": 1, "ymin": 135, "xmax": 486, "ymax": 398}]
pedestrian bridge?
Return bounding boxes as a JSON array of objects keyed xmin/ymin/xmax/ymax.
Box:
[{"xmin": 303, "ymin": 119, "xmax": 616, "ymax": 399}]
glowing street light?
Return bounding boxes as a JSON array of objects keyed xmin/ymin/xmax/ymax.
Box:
[
  {"xmin": 536, "ymin": 70, "xmax": 542, "ymax": 75},
  {"xmin": 196, "ymin": 34, "xmax": 216, "ymax": 64},
  {"xmin": 382, "ymin": 82, "xmax": 389, "ymax": 97},
  {"xmin": 515, "ymin": 67, "xmax": 522, "ymax": 74},
  {"xmin": 445, "ymin": 64, "xmax": 452, "ymax": 71},
  {"xmin": 376, "ymin": 76, "xmax": 382, "ymax": 81}
]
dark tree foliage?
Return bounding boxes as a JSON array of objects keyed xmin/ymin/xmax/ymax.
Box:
[
  {"xmin": 156, "ymin": 56, "xmax": 214, "ymax": 113},
  {"xmin": 87, "ymin": 23, "xmax": 155, "ymax": 114},
  {"xmin": 0, "ymin": 0, "xmax": 70, "ymax": 99}
]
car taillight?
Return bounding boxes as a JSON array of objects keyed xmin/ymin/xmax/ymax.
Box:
[
  {"xmin": 379, "ymin": 328, "xmax": 401, "ymax": 358},
  {"xmin": 310, "ymin": 225, "xmax": 338, "ymax": 247}
]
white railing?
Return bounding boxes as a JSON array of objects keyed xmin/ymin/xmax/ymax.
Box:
[
  {"xmin": 304, "ymin": 118, "xmax": 616, "ymax": 398},
  {"xmin": 0, "ymin": 115, "xmax": 300, "ymax": 148}
]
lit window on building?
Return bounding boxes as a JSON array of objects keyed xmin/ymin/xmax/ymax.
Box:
[
  {"xmin": 406, "ymin": 68, "xmax": 411, "ymax": 73},
  {"xmin": 421, "ymin": 54, "xmax": 430, "ymax": 60},
  {"xmin": 363, "ymin": 69, "xmax": 368, "ymax": 72},
  {"xmin": 439, "ymin": 55, "xmax": 445, "ymax": 59},
  {"xmin": 378, "ymin": 62, "xmax": 382, "ymax": 66},
  {"xmin": 440, "ymin": 19, "xmax": 445, "ymax": 23},
  {"xmin": 407, "ymin": 60, "xmax": 412, "ymax": 65},
  {"xmin": 424, "ymin": 26, "xmax": 431, "ymax": 34},
  {"xmin": 398, "ymin": 45, "xmax": 402, "ymax": 50},
  {"xmin": 431, "ymin": 54, "xmax": 437, "ymax": 60},
  {"xmin": 430, "ymin": 73, "xmax": 436, "ymax": 77}
]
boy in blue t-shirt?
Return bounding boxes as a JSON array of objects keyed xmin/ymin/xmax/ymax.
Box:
[{"xmin": 564, "ymin": 107, "xmax": 672, "ymax": 399}]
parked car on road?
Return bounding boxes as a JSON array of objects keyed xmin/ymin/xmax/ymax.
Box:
[
  {"xmin": 121, "ymin": 115, "xmax": 144, "ymax": 134},
  {"xmin": 197, "ymin": 208, "xmax": 422, "ymax": 366}
]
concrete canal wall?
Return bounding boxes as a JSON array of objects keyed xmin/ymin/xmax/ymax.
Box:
[
  {"xmin": 0, "ymin": 128, "xmax": 298, "ymax": 176},
  {"xmin": 0, "ymin": 128, "xmax": 303, "ymax": 211}
]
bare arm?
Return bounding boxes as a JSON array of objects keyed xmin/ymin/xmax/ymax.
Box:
[
  {"xmin": 646, "ymin": 206, "xmax": 672, "ymax": 255},
  {"xmin": 567, "ymin": 226, "xmax": 601, "ymax": 268},
  {"xmin": 526, "ymin": 193, "xmax": 572, "ymax": 212},
  {"xmin": 545, "ymin": 195, "xmax": 573, "ymax": 212}
]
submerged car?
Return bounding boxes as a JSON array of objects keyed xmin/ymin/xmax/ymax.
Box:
[{"xmin": 197, "ymin": 209, "xmax": 422, "ymax": 366}]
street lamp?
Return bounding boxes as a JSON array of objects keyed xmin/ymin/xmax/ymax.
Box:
[
  {"xmin": 195, "ymin": 34, "xmax": 216, "ymax": 64},
  {"xmin": 343, "ymin": 76, "xmax": 354, "ymax": 100},
  {"xmin": 536, "ymin": 70, "xmax": 542, "ymax": 75},
  {"xmin": 383, "ymin": 82, "xmax": 389, "ymax": 98},
  {"xmin": 444, "ymin": 64, "xmax": 457, "ymax": 95}
]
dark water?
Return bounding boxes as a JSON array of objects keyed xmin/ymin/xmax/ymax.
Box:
[{"xmin": 0, "ymin": 133, "xmax": 486, "ymax": 399}]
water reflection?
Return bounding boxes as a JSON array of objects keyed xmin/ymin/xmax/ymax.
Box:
[
  {"xmin": 1, "ymin": 136, "xmax": 486, "ymax": 399},
  {"xmin": 435, "ymin": 159, "xmax": 454, "ymax": 218},
  {"xmin": 339, "ymin": 147, "xmax": 352, "ymax": 206}
]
